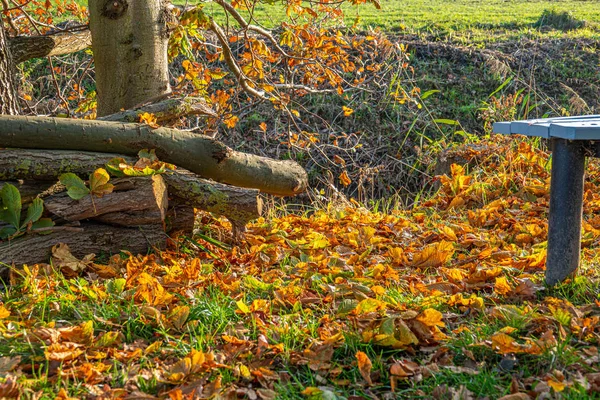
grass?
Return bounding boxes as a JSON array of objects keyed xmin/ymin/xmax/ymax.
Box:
[{"xmin": 171, "ymin": 0, "xmax": 600, "ymax": 41}]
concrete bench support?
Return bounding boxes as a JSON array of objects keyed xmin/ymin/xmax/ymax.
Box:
[{"xmin": 546, "ymin": 139, "xmax": 586, "ymax": 285}]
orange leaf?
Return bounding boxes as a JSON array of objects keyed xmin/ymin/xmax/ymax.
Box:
[
  {"xmin": 491, "ymin": 332, "xmax": 525, "ymax": 354},
  {"xmin": 355, "ymin": 351, "xmax": 373, "ymax": 385},
  {"xmin": 339, "ymin": 170, "xmax": 351, "ymax": 187},
  {"xmin": 411, "ymin": 241, "xmax": 454, "ymax": 268}
]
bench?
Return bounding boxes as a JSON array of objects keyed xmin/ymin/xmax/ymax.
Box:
[{"xmin": 493, "ymin": 115, "xmax": 600, "ymax": 285}]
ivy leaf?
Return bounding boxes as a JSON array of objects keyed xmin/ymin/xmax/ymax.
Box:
[
  {"xmin": 0, "ymin": 184, "xmax": 22, "ymax": 229},
  {"xmin": 60, "ymin": 173, "xmax": 90, "ymax": 200},
  {"xmin": 21, "ymin": 198, "xmax": 44, "ymax": 229},
  {"xmin": 89, "ymin": 168, "xmax": 114, "ymax": 198}
]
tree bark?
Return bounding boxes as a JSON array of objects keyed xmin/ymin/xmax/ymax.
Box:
[
  {"xmin": 0, "ymin": 222, "xmax": 166, "ymax": 272},
  {"xmin": 88, "ymin": 0, "xmax": 171, "ymax": 116},
  {"xmin": 9, "ymin": 27, "xmax": 91, "ymax": 64},
  {"xmin": 0, "ymin": 117, "xmax": 307, "ymax": 196},
  {"xmin": 44, "ymin": 175, "xmax": 168, "ymax": 224},
  {"xmin": 0, "ymin": 149, "xmax": 263, "ymax": 224},
  {"xmin": 0, "ymin": 23, "xmax": 18, "ymax": 115}
]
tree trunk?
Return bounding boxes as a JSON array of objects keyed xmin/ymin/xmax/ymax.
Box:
[
  {"xmin": 0, "ymin": 117, "xmax": 308, "ymax": 196},
  {"xmin": 0, "ymin": 23, "xmax": 18, "ymax": 115},
  {"xmin": 9, "ymin": 27, "xmax": 91, "ymax": 64},
  {"xmin": 88, "ymin": 0, "xmax": 171, "ymax": 116},
  {"xmin": 0, "ymin": 149, "xmax": 263, "ymax": 224}
]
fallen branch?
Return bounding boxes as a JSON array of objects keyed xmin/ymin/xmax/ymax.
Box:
[
  {"xmin": 0, "ymin": 116, "xmax": 307, "ymax": 196},
  {"xmin": 9, "ymin": 26, "xmax": 91, "ymax": 64},
  {"xmin": 99, "ymin": 97, "xmax": 216, "ymax": 123},
  {"xmin": 0, "ymin": 149, "xmax": 262, "ymax": 225}
]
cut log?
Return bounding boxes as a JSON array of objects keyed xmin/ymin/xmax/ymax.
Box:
[
  {"xmin": 0, "ymin": 223, "xmax": 165, "ymax": 277},
  {"xmin": 0, "ymin": 116, "xmax": 307, "ymax": 196},
  {"xmin": 0, "ymin": 149, "xmax": 262, "ymax": 224},
  {"xmin": 166, "ymin": 204, "xmax": 195, "ymax": 233},
  {"xmin": 44, "ymin": 175, "xmax": 168, "ymax": 224},
  {"xmin": 99, "ymin": 97, "xmax": 216, "ymax": 123},
  {"xmin": 9, "ymin": 26, "xmax": 92, "ymax": 64},
  {"xmin": 166, "ymin": 170, "xmax": 262, "ymax": 226}
]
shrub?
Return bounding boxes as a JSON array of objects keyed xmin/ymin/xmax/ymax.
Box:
[{"xmin": 534, "ymin": 9, "xmax": 585, "ymax": 31}]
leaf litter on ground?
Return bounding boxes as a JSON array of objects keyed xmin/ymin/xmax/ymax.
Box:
[{"xmin": 1, "ymin": 136, "xmax": 600, "ymax": 398}]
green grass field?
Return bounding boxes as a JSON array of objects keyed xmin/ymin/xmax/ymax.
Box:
[{"xmin": 174, "ymin": 0, "xmax": 600, "ymax": 40}]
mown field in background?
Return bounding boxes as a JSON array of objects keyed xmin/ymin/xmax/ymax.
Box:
[{"xmin": 173, "ymin": 0, "xmax": 600, "ymax": 40}]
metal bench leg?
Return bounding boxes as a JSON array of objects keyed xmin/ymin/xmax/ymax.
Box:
[{"xmin": 546, "ymin": 138, "xmax": 586, "ymax": 286}]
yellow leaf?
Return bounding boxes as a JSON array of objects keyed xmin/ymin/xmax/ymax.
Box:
[
  {"xmin": 412, "ymin": 241, "xmax": 454, "ymax": 268},
  {"xmin": 416, "ymin": 308, "xmax": 445, "ymax": 328},
  {"xmin": 144, "ymin": 340, "xmax": 162, "ymax": 355},
  {"xmin": 494, "ymin": 276, "xmax": 512, "ymax": 296},
  {"xmin": 89, "ymin": 168, "xmax": 114, "ymax": 198},
  {"xmin": 236, "ymin": 300, "xmax": 251, "ymax": 314},
  {"xmin": 139, "ymin": 112, "xmax": 159, "ymax": 128},
  {"xmin": 0, "ymin": 305, "xmax": 10, "ymax": 319},
  {"xmin": 169, "ymin": 305, "xmax": 190, "ymax": 331},
  {"xmin": 439, "ymin": 225, "xmax": 457, "ymax": 241},
  {"xmin": 354, "ymin": 298, "xmax": 387, "ymax": 314},
  {"xmin": 239, "ymin": 364, "xmax": 252, "ymax": 379},
  {"xmin": 355, "ymin": 351, "xmax": 373, "ymax": 385},
  {"xmin": 547, "ymin": 378, "xmax": 566, "ymax": 392}
]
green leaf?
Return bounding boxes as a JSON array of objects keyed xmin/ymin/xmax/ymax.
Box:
[
  {"xmin": 0, "ymin": 226, "xmax": 17, "ymax": 240},
  {"xmin": 89, "ymin": 168, "xmax": 114, "ymax": 197},
  {"xmin": 434, "ymin": 119, "xmax": 460, "ymax": 126},
  {"xmin": 138, "ymin": 149, "xmax": 158, "ymax": 162},
  {"xmin": 60, "ymin": 173, "xmax": 90, "ymax": 200},
  {"xmin": 105, "ymin": 158, "xmax": 127, "ymax": 177},
  {"xmin": 0, "ymin": 184, "xmax": 22, "ymax": 229},
  {"xmin": 420, "ymin": 89, "xmax": 440, "ymax": 100},
  {"xmin": 243, "ymin": 276, "xmax": 272, "ymax": 291},
  {"xmin": 31, "ymin": 218, "xmax": 54, "ymax": 233},
  {"xmin": 337, "ymin": 299, "xmax": 358, "ymax": 316},
  {"xmin": 21, "ymin": 198, "xmax": 44, "ymax": 229}
]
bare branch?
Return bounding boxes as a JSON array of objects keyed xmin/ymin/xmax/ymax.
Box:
[{"xmin": 209, "ymin": 18, "xmax": 269, "ymax": 100}]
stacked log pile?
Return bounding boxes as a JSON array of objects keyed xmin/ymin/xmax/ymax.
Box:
[{"xmin": 0, "ymin": 116, "xmax": 307, "ymax": 270}]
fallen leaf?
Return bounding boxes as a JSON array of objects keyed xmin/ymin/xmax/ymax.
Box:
[{"xmin": 355, "ymin": 351, "xmax": 373, "ymax": 385}]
